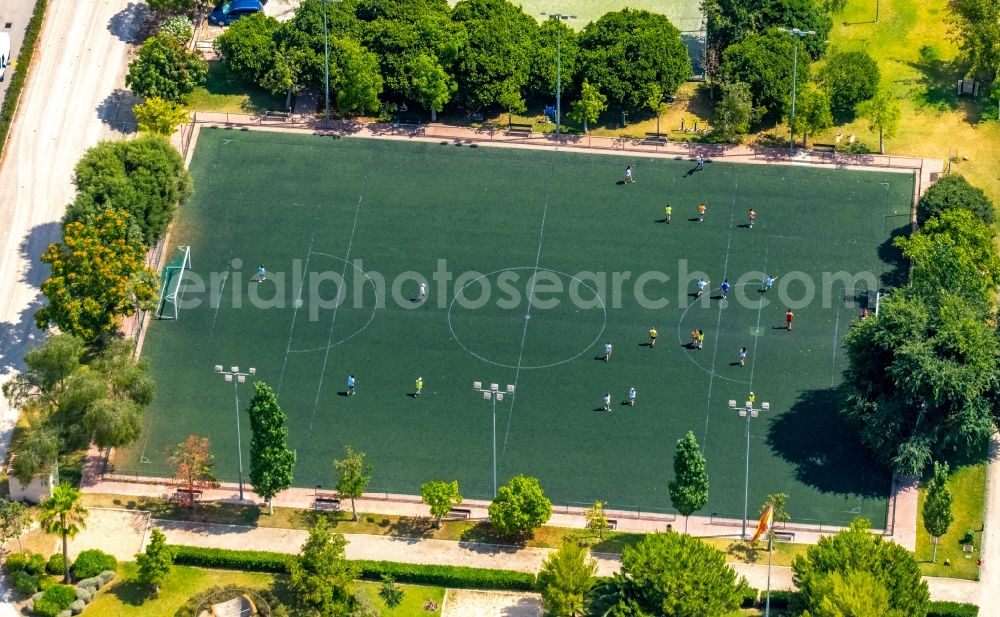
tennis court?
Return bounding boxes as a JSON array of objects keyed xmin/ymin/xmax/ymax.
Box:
[{"xmin": 115, "ymin": 128, "xmax": 913, "ymax": 526}]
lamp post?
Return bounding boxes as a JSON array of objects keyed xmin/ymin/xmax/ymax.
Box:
[
  {"xmin": 319, "ymin": 0, "xmax": 341, "ymax": 124},
  {"xmin": 473, "ymin": 381, "xmax": 515, "ymax": 497},
  {"xmin": 541, "ymin": 13, "xmax": 576, "ymax": 135},
  {"xmin": 729, "ymin": 394, "xmax": 769, "ymax": 539},
  {"xmin": 778, "ymin": 28, "xmax": 815, "ymax": 151},
  {"xmin": 215, "ymin": 364, "xmax": 256, "ymax": 501}
]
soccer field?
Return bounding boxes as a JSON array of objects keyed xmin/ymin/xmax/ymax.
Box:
[{"xmin": 117, "ymin": 128, "xmax": 914, "ymax": 527}]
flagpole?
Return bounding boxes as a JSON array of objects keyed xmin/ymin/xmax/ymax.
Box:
[{"xmin": 765, "ymin": 529, "xmax": 773, "ymax": 616}]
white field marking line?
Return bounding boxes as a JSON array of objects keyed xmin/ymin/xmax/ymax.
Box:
[
  {"xmin": 501, "ymin": 192, "xmax": 551, "ymax": 456},
  {"xmin": 309, "ymin": 152, "xmax": 373, "ymax": 430},
  {"xmin": 208, "ymin": 270, "xmax": 229, "ymax": 340},
  {"xmin": 702, "ymin": 182, "xmax": 739, "ymax": 447},
  {"xmin": 277, "ymin": 204, "xmax": 323, "ymax": 394},
  {"xmin": 831, "ymin": 290, "xmax": 843, "ymax": 387},
  {"xmin": 747, "ymin": 242, "xmax": 770, "ymax": 392}
]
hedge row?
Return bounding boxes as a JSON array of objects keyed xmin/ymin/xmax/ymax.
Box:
[
  {"xmin": 0, "ymin": 0, "xmax": 47, "ymax": 158},
  {"xmin": 169, "ymin": 545, "xmax": 535, "ymax": 590},
  {"xmin": 929, "ymin": 601, "xmax": 979, "ymax": 617}
]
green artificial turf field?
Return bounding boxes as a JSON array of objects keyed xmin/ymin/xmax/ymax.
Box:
[{"xmin": 117, "ymin": 128, "xmax": 914, "ymax": 527}]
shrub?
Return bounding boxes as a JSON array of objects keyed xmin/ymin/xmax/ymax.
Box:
[
  {"xmin": 158, "ymin": 15, "xmax": 193, "ymax": 42},
  {"xmin": 46, "ymin": 553, "xmax": 66, "ymax": 576},
  {"xmin": 74, "ymin": 585, "xmax": 93, "ymax": 604},
  {"xmin": 37, "ymin": 576, "xmax": 58, "ymax": 591},
  {"xmin": 98, "ymin": 570, "xmax": 116, "ymax": 585},
  {"xmin": 929, "ymin": 601, "xmax": 979, "ymax": 617},
  {"xmin": 68, "ymin": 599, "xmax": 86, "ymax": 614},
  {"xmin": 741, "ymin": 585, "xmax": 759, "ymax": 608},
  {"xmin": 763, "ymin": 590, "xmax": 800, "ymax": 609},
  {"xmin": 25, "ymin": 552, "xmax": 47, "ymax": 575},
  {"xmin": 917, "ymin": 174, "xmax": 995, "ymax": 226},
  {"xmin": 70, "ymin": 550, "xmax": 117, "ymax": 580},
  {"xmin": 171, "ymin": 545, "xmax": 290, "ymax": 573},
  {"xmin": 4, "ymin": 551, "xmax": 32, "ymax": 573},
  {"xmin": 0, "ymin": 0, "xmax": 47, "ymax": 158},
  {"xmin": 33, "ymin": 585, "xmax": 77, "ymax": 617},
  {"xmin": 10, "ymin": 570, "xmax": 39, "ymax": 595}
]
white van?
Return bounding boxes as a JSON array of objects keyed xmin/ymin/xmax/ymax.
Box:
[{"xmin": 0, "ymin": 32, "xmax": 10, "ymax": 81}]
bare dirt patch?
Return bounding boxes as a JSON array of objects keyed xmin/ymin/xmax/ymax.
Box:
[{"xmin": 440, "ymin": 589, "xmax": 542, "ymax": 617}]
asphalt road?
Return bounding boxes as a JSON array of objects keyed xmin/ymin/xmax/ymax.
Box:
[{"xmin": 0, "ymin": 0, "xmax": 36, "ymax": 103}]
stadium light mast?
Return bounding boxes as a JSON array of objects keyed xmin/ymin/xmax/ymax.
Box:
[
  {"xmin": 778, "ymin": 28, "xmax": 815, "ymax": 152},
  {"xmin": 729, "ymin": 395, "xmax": 769, "ymax": 539},
  {"xmin": 473, "ymin": 381, "xmax": 515, "ymax": 498},
  {"xmin": 215, "ymin": 365, "xmax": 256, "ymax": 501},
  {"xmin": 541, "ymin": 13, "xmax": 576, "ymax": 135}
]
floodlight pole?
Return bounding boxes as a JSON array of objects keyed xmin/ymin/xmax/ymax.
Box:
[
  {"xmin": 729, "ymin": 396, "xmax": 769, "ymax": 539},
  {"xmin": 320, "ymin": 0, "xmax": 340, "ymax": 124},
  {"xmin": 779, "ymin": 28, "xmax": 815, "ymax": 152},
  {"xmin": 542, "ymin": 13, "xmax": 576, "ymax": 135},
  {"xmin": 474, "ymin": 382, "xmax": 515, "ymax": 497},
  {"xmin": 215, "ymin": 365, "xmax": 256, "ymax": 501}
]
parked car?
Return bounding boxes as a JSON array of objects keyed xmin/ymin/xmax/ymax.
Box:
[
  {"xmin": 0, "ymin": 33, "xmax": 10, "ymax": 82},
  {"xmin": 208, "ymin": 0, "xmax": 264, "ymax": 26}
]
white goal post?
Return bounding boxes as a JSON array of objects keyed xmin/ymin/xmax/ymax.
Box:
[{"xmin": 155, "ymin": 246, "xmax": 192, "ymax": 320}]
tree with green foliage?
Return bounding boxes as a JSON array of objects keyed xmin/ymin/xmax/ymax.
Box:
[
  {"xmin": 948, "ymin": 0, "xmax": 1000, "ymax": 81},
  {"xmin": 536, "ymin": 540, "xmax": 596, "ymax": 617},
  {"xmin": 450, "ymin": 0, "xmax": 537, "ymax": 110},
  {"xmin": 645, "ymin": 83, "xmax": 671, "ymax": 135},
  {"xmin": 0, "ymin": 499, "xmax": 32, "ymax": 552},
  {"xmin": 260, "ymin": 44, "xmax": 312, "ymax": 109},
  {"xmin": 36, "ymin": 210, "xmax": 158, "ymax": 341},
  {"xmin": 168, "ymin": 435, "xmax": 219, "ymax": 509},
  {"xmin": 923, "ymin": 461, "xmax": 953, "ymax": 563},
  {"xmin": 488, "ymin": 475, "xmax": 553, "ymax": 538},
  {"xmin": 719, "ymin": 30, "xmax": 806, "ymax": 119},
  {"xmin": 288, "ymin": 518, "xmax": 359, "ymax": 616},
  {"xmin": 578, "ymin": 8, "xmax": 690, "ymax": 111},
  {"xmin": 126, "ymin": 34, "xmax": 207, "ymax": 103},
  {"xmin": 408, "ymin": 54, "xmax": 456, "ymax": 121},
  {"xmin": 497, "ymin": 78, "xmax": 527, "ymax": 118},
  {"xmin": 917, "ymin": 174, "xmax": 995, "ymax": 226},
  {"xmin": 713, "ymin": 80, "xmax": 755, "ymax": 142},
  {"xmin": 333, "ymin": 445, "xmax": 371, "ymax": 522},
  {"xmin": 214, "ymin": 13, "xmax": 282, "ymax": 86},
  {"xmin": 136, "ymin": 528, "xmax": 173, "ymax": 595},
  {"xmin": 133, "ymin": 97, "xmax": 189, "ymax": 136},
  {"xmin": 584, "ymin": 501, "xmax": 609, "ymax": 540},
  {"xmin": 669, "ymin": 431, "xmax": 710, "ymax": 531},
  {"xmin": 65, "ymin": 136, "xmax": 193, "ymax": 245},
  {"xmin": 760, "ymin": 493, "xmax": 791, "ymax": 526},
  {"xmin": 844, "ymin": 290, "xmax": 1000, "ymax": 476},
  {"xmin": 818, "ymin": 50, "xmax": 880, "ymax": 116},
  {"xmin": 896, "ymin": 208, "xmax": 1000, "ymax": 315},
  {"xmin": 793, "ymin": 518, "xmax": 929, "ymax": 616},
  {"xmin": 10, "ymin": 424, "xmax": 59, "ymax": 485},
  {"xmin": 378, "ymin": 574, "xmax": 404, "ymax": 609},
  {"xmin": 590, "ymin": 532, "xmax": 749, "ymax": 616},
  {"xmin": 705, "ymin": 0, "xmax": 832, "ymax": 60},
  {"xmin": 247, "ymin": 382, "xmax": 296, "ymax": 515},
  {"xmin": 531, "ymin": 18, "xmax": 579, "ymax": 100},
  {"xmin": 568, "ymin": 80, "xmax": 606, "ymax": 133},
  {"xmin": 857, "ymin": 85, "xmax": 900, "ymax": 154},
  {"xmin": 2, "ymin": 334, "xmax": 83, "ymax": 413},
  {"xmin": 790, "ymin": 82, "xmax": 833, "ymax": 147},
  {"xmin": 420, "ymin": 480, "xmax": 462, "ymax": 528},
  {"xmin": 38, "ymin": 484, "xmax": 88, "ymax": 583},
  {"xmin": 333, "ymin": 37, "xmax": 383, "ymax": 114},
  {"xmin": 800, "ymin": 569, "xmax": 907, "ymax": 617}
]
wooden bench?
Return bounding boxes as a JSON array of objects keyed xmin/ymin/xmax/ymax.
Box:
[
  {"xmin": 644, "ymin": 132, "xmax": 668, "ymax": 144},
  {"xmin": 263, "ymin": 110, "xmax": 291, "ymax": 122},
  {"xmin": 506, "ymin": 122, "xmax": 533, "ymax": 136},
  {"xmin": 444, "ymin": 507, "xmax": 473, "ymax": 520},
  {"xmin": 812, "ymin": 143, "xmax": 836, "ymax": 153},
  {"xmin": 172, "ymin": 487, "xmax": 202, "ymax": 501},
  {"xmin": 606, "ymin": 519, "xmax": 618, "ymax": 531},
  {"xmin": 772, "ymin": 530, "xmax": 795, "ymax": 542},
  {"xmin": 313, "ymin": 493, "xmax": 342, "ymax": 511}
]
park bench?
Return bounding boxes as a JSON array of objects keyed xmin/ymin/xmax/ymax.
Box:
[
  {"xmin": 606, "ymin": 519, "xmax": 618, "ymax": 531},
  {"xmin": 812, "ymin": 143, "xmax": 836, "ymax": 153},
  {"xmin": 506, "ymin": 122, "xmax": 533, "ymax": 137},
  {"xmin": 313, "ymin": 492, "xmax": 342, "ymax": 511},
  {"xmin": 173, "ymin": 487, "xmax": 202, "ymax": 502},
  {"xmin": 262, "ymin": 110, "xmax": 291, "ymax": 122},
  {"xmin": 643, "ymin": 132, "xmax": 668, "ymax": 144},
  {"xmin": 444, "ymin": 507, "xmax": 473, "ymax": 520},
  {"xmin": 772, "ymin": 530, "xmax": 795, "ymax": 542}
]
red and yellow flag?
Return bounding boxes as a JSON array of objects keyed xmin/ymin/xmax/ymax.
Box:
[{"xmin": 751, "ymin": 504, "xmax": 774, "ymax": 544}]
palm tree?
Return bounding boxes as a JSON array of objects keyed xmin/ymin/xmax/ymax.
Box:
[{"xmin": 38, "ymin": 483, "xmax": 89, "ymax": 582}]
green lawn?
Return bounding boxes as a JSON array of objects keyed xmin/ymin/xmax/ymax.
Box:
[
  {"xmin": 87, "ymin": 563, "xmax": 443, "ymax": 616},
  {"xmin": 915, "ymin": 462, "xmax": 986, "ymax": 580},
  {"xmin": 118, "ymin": 129, "xmax": 907, "ymax": 526},
  {"xmin": 187, "ymin": 61, "xmax": 285, "ymax": 114}
]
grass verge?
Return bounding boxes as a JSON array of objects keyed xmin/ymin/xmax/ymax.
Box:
[
  {"xmin": 187, "ymin": 61, "xmax": 284, "ymax": 114},
  {"xmin": 915, "ymin": 462, "xmax": 986, "ymax": 580}
]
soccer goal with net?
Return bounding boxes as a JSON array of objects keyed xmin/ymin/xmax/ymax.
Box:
[{"xmin": 155, "ymin": 246, "xmax": 192, "ymax": 320}]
